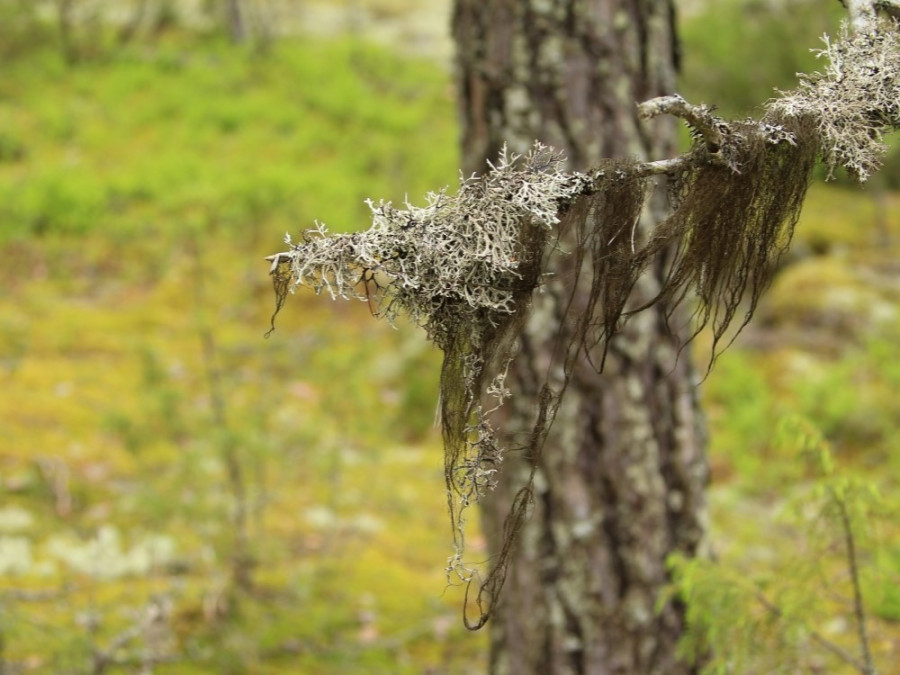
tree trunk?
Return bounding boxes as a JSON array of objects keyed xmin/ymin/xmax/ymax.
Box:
[
  {"xmin": 55, "ymin": 0, "xmax": 78, "ymax": 64},
  {"xmin": 226, "ymin": 0, "xmax": 245, "ymax": 43},
  {"xmin": 452, "ymin": 1, "xmax": 708, "ymax": 673}
]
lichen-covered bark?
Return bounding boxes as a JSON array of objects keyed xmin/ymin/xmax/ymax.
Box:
[{"xmin": 452, "ymin": 1, "xmax": 707, "ymax": 672}]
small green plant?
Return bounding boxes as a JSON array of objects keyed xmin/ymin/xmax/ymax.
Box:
[{"xmin": 669, "ymin": 416, "xmax": 897, "ymax": 674}]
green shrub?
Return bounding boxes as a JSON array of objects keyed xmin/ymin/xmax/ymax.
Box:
[{"xmin": 670, "ymin": 417, "xmax": 900, "ymax": 673}]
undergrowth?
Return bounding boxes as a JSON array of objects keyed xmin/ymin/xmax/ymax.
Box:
[
  {"xmin": 0, "ymin": 36, "xmax": 454, "ymax": 242},
  {"xmin": 670, "ymin": 416, "xmax": 900, "ymax": 673},
  {"xmin": 0, "ymin": 32, "xmax": 485, "ymax": 674}
]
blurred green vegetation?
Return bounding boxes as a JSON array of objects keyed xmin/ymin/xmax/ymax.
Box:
[
  {"xmin": 680, "ymin": 4, "xmax": 900, "ymax": 669},
  {"xmin": 0, "ymin": 13, "xmax": 480, "ymax": 673},
  {"xmin": 0, "ymin": 0, "xmax": 899, "ymax": 672},
  {"xmin": 670, "ymin": 417, "xmax": 900, "ymax": 673},
  {"xmin": 679, "ymin": 0, "xmax": 845, "ymax": 118}
]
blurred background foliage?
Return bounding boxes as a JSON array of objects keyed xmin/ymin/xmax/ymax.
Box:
[{"xmin": 0, "ymin": 0, "xmax": 898, "ymax": 672}]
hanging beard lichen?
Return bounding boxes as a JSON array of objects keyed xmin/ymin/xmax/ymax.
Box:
[
  {"xmin": 636, "ymin": 113, "xmax": 820, "ymax": 368},
  {"xmin": 449, "ymin": 116, "xmax": 820, "ymax": 626},
  {"xmin": 266, "ymin": 18, "xmax": 900, "ymax": 627},
  {"xmin": 267, "ymin": 145, "xmax": 587, "ymax": 612}
]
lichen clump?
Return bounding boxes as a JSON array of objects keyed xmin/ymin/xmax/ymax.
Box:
[
  {"xmin": 769, "ymin": 19, "xmax": 900, "ymax": 180},
  {"xmin": 269, "ymin": 145, "xmax": 586, "ymax": 592},
  {"xmin": 271, "ymin": 145, "xmax": 581, "ymax": 348}
]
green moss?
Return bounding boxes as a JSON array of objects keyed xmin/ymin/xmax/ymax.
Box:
[
  {"xmin": 763, "ymin": 257, "xmax": 895, "ymax": 341},
  {"xmin": 0, "ymin": 36, "xmax": 457, "ymax": 242}
]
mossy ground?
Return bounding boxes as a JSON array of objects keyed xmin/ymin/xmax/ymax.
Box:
[{"xmin": 0, "ymin": 34, "xmax": 484, "ymax": 673}]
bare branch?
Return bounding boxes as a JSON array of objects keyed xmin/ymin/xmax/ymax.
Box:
[
  {"xmin": 91, "ymin": 598, "xmax": 173, "ymax": 675},
  {"xmin": 752, "ymin": 586, "xmax": 871, "ymax": 672},
  {"xmin": 630, "ymin": 155, "xmax": 695, "ymax": 177},
  {"xmin": 638, "ymin": 93, "xmax": 725, "ymax": 154},
  {"xmin": 846, "ymin": 0, "xmax": 878, "ymax": 31},
  {"xmin": 833, "ymin": 490, "xmax": 878, "ymax": 675}
]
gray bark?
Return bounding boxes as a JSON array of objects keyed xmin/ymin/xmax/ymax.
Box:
[
  {"xmin": 452, "ymin": 1, "xmax": 708, "ymax": 673},
  {"xmin": 226, "ymin": 0, "xmax": 245, "ymax": 43}
]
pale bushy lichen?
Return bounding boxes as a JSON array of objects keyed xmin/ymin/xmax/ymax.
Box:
[
  {"xmin": 768, "ymin": 19, "xmax": 900, "ymax": 180},
  {"xmin": 272, "ymin": 143, "xmax": 584, "ymax": 349}
]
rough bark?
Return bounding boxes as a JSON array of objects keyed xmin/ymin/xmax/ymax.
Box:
[{"xmin": 452, "ymin": 1, "xmax": 708, "ymax": 673}]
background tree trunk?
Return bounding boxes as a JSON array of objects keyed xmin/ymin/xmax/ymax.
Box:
[
  {"xmin": 226, "ymin": 0, "xmax": 245, "ymax": 43},
  {"xmin": 55, "ymin": 0, "xmax": 78, "ymax": 63},
  {"xmin": 452, "ymin": 1, "xmax": 708, "ymax": 672}
]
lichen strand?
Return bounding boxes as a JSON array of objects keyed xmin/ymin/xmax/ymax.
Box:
[
  {"xmin": 554, "ymin": 158, "xmax": 652, "ymax": 370},
  {"xmin": 642, "ymin": 114, "xmax": 820, "ymax": 365},
  {"xmin": 538, "ymin": 113, "xmax": 819, "ymax": 374}
]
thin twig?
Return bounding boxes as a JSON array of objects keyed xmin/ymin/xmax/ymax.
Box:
[
  {"xmin": 91, "ymin": 599, "xmax": 172, "ymax": 675},
  {"xmin": 189, "ymin": 237, "xmax": 254, "ymax": 592},
  {"xmin": 638, "ymin": 93, "xmax": 725, "ymax": 153},
  {"xmin": 752, "ymin": 587, "xmax": 869, "ymax": 672},
  {"xmin": 0, "ymin": 587, "xmax": 70, "ymax": 602},
  {"xmin": 833, "ymin": 489, "xmax": 878, "ymax": 675}
]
